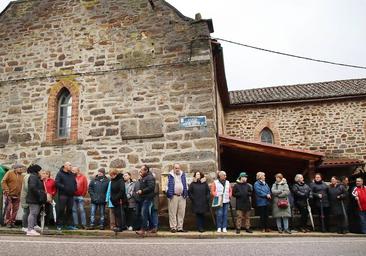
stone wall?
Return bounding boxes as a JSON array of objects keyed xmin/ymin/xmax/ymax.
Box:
[
  {"xmin": 225, "ymin": 98, "xmax": 366, "ymax": 160},
  {"xmin": 0, "ymin": 0, "xmax": 219, "ymax": 179}
]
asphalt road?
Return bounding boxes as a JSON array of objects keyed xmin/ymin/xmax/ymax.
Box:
[{"xmin": 0, "ymin": 236, "xmax": 365, "ymax": 256}]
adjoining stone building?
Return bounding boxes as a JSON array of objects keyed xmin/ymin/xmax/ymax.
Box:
[
  {"xmin": 221, "ymin": 78, "xmax": 366, "ymax": 183},
  {"xmin": 0, "ymin": 0, "xmax": 227, "ymax": 181}
]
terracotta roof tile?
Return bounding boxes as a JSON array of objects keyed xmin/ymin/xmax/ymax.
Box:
[{"xmin": 229, "ymin": 78, "xmax": 366, "ymax": 105}]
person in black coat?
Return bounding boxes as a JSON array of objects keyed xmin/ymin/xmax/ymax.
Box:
[
  {"xmin": 233, "ymin": 172, "xmax": 253, "ymax": 234},
  {"xmin": 188, "ymin": 171, "xmax": 210, "ymax": 233},
  {"xmin": 88, "ymin": 168, "xmax": 109, "ymax": 229},
  {"xmin": 55, "ymin": 162, "xmax": 77, "ymax": 230},
  {"xmin": 292, "ymin": 174, "xmax": 312, "ymax": 232},
  {"xmin": 135, "ymin": 165, "xmax": 156, "ymax": 236},
  {"xmin": 26, "ymin": 164, "xmax": 46, "ymax": 236},
  {"xmin": 329, "ymin": 176, "xmax": 348, "ymax": 234},
  {"xmin": 310, "ymin": 173, "xmax": 330, "ymax": 232},
  {"xmin": 109, "ymin": 169, "xmax": 127, "ymax": 232}
]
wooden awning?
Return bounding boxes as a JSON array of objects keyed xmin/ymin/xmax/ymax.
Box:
[
  {"xmin": 219, "ymin": 135, "xmax": 324, "ymax": 162},
  {"xmin": 319, "ymin": 158, "xmax": 364, "ymax": 168}
]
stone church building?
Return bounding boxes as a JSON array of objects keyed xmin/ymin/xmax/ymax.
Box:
[
  {"xmin": 1, "ymin": 0, "xmax": 365, "ymax": 186},
  {"xmin": 0, "ymin": 0, "xmax": 223, "ymax": 180}
]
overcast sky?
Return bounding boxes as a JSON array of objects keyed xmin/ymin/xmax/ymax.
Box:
[{"xmin": 1, "ymin": 0, "xmax": 366, "ymax": 90}]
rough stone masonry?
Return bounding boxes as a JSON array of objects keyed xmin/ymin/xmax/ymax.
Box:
[{"xmin": 0, "ymin": 0, "xmax": 219, "ymax": 181}]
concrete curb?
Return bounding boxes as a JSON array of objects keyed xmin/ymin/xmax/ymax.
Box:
[{"xmin": 0, "ymin": 228, "xmax": 365, "ymax": 239}]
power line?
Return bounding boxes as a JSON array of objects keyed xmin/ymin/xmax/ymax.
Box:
[{"xmin": 212, "ymin": 37, "xmax": 366, "ymax": 70}]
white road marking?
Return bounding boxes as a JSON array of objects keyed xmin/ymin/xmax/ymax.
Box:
[{"xmin": 0, "ymin": 238, "xmax": 365, "ymax": 246}]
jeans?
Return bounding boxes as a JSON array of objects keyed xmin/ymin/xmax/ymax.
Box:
[
  {"xmin": 216, "ymin": 203, "xmax": 229, "ymax": 229},
  {"xmin": 276, "ymin": 217, "xmax": 289, "ymax": 231},
  {"xmin": 359, "ymin": 211, "xmax": 366, "ymax": 234},
  {"xmin": 140, "ymin": 199, "xmax": 153, "ymax": 231},
  {"xmin": 57, "ymin": 195, "xmax": 74, "ymax": 227},
  {"xmin": 257, "ymin": 205, "xmax": 269, "ymax": 229},
  {"xmin": 22, "ymin": 207, "xmax": 30, "ymax": 228},
  {"xmin": 196, "ymin": 213, "xmax": 205, "ymax": 231},
  {"xmin": 28, "ymin": 204, "xmax": 41, "ymax": 230},
  {"xmin": 72, "ymin": 196, "xmax": 86, "ymax": 226},
  {"xmin": 149, "ymin": 208, "xmax": 158, "ymax": 229},
  {"xmin": 90, "ymin": 203, "xmax": 105, "ymax": 226}
]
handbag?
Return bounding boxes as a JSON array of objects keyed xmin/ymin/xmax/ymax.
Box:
[
  {"xmin": 212, "ymin": 195, "xmax": 223, "ymax": 208},
  {"xmin": 277, "ymin": 199, "xmax": 289, "ymax": 209}
]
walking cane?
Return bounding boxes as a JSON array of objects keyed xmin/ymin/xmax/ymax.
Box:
[
  {"xmin": 306, "ymin": 199, "xmax": 315, "ymax": 231},
  {"xmin": 229, "ymin": 201, "xmax": 235, "ymax": 229},
  {"xmin": 319, "ymin": 198, "xmax": 326, "ymax": 232}
]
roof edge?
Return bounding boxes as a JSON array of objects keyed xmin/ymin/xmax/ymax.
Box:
[
  {"xmin": 230, "ymin": 77, "xmax": 366, "ymax": 95},
  {"xmin": 161, "ymin": 0, "xmax": 194, "ymax": 22},
  {"xmin": 228, "ymin": 94, "xmax": 366, "ymax": 108}
]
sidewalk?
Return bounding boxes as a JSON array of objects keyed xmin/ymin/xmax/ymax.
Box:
[{"xmin": 0, "ymin": 227, "xmax": 365, "ymax": 239}]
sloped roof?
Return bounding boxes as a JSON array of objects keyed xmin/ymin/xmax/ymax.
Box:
[{"xmin": 229, "ymin": 78, "xmax": 366, "ymax": 106}]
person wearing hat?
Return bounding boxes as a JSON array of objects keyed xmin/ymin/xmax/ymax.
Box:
[
  {"xmin": 233, "ymin": 172, "xmax": 253, "ymax": 234},
  {"xmin": 88, "ymin": 168, "xmax": 110, "ymax": 230},
  {"xmin": 1, "ymin": 163, "xmax": 24, "ymax": 228},
  {"xmin": 26, "ymin": 164, "xmax": 47, "ymax": 236}
]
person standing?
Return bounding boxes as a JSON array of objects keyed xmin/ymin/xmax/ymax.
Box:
[
  {"xmin": 0, "ymin": 165, "xmax": 6, "ymax": 226},
  {"xmin": 271, "ymin": 173, "xmax": 292, "ymax": 234},
  {"xmin": 1, "ymin": 163, "xmax": 24, "ymax": 228},
  {"xmin": 351, "ymin": 177, "xmax": 366, "ymax": 234},
  {"xmin": 20, "ymin": 167, "xmax": 31, "ymax": 232},
  {"xmin": 72, "ymin": 167, "xmax": 88, "ymax": 229},
  {"xmin": 310, "ymin": 173, "xmax": 330, "ymax": 232},
  {"xmin": 26, "ymin": 164, "xmax": 47, "ymax": 236},
  {"xmin": 329, "ymin": 176, "xmax": 347, "ymax": 234},
  {"xmin": 166, "ymin": 163, "xmax": 188, "ymax": 233},
  {"xmin": 123, "ymin": 172, "xmax": 136, "ymax": 231},
  {"xmin": 42, "ymin": 170, "xmax": 57, "ymax": 228},
  {"xmin": 88, "ymin": 168, "xmax": 109, "ymax": 230},
  {"xmin": 254, "ymin": 172, "xmax": 271, "ymax": 232},
  {"xmin": 233, "ymin": 172, "xmax": 253, "ymax": 234},
  {"xmin": 188, "ymin": 171, "xmax": 210, "ymax": 233},
  {"xmin": 211, "ymin": 171, "xmax": 232, "ymax": 233},
  {"xmin": 55, "ymin": 162, "xmax": 77, "ymax": 231},
  {"xmin": 149, "ymin": 172, "xmax": 160, "ymax": 233},
  {"xmin": 109, "ymin": 169, "xmax": 127, "ymax": 232},
  {"xmin": 292, "ymin": 174, "xmax": 312, "ymax": 232},
  {"xmin": 135, "ymin": 165, "xmax": 156, "ymax": 237}
]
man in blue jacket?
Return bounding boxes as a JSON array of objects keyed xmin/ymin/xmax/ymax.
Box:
[{"xmin": 166, "ymin": 163, "xmax": 188, "ymax": 233}]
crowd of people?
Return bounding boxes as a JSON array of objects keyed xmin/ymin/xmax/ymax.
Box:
[{"xmin": 1, "ymin": 162, "xmax": 366, "ymax": 236}]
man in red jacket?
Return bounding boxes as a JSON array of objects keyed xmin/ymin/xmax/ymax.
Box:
[
  {"xmin": 72, "ymin": 167, "xmax": 88, "ymax": 229},
  {"xmin": 352, "ymin": 178, "xmax": 366, "ymax": 234}
]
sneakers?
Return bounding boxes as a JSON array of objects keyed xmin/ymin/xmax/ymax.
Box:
[
  {"xmin": 217, "ymin": 228, "xmax": 222, "ymax": 233},
  {"xmin": 34, "ymin": 225, "xmax": 42, "ymax": 232},
  {"xmin": 222, "ymin": 228, "xmax": 227, "ymax": 233},
  {"xmin": 26, "ymin": 229, "xmax": 40, "ymax": 236},
  {"xmin": 56, "ymin": 226, "xmax": 62, "ymax": 231},
  {"xmin": 127, "ymin": 226, "xmax": 133, "ymax": 231},
  {"xmin": 21, "ymin": 227, "xmax": 27, "ymax": 233}
]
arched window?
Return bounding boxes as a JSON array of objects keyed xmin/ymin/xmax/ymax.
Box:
[
  {"xmin": 57, "ymin": 89, "xmax": 72, "ymax": 138},
  {"xmin": 260, "ymin": 128, "xmax": 274, "ymax": 144}
]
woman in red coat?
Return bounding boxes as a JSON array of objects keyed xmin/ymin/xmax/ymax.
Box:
[{"xmin": 41, "ymin": 170, "xmax": 57, "ymax": 227}]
